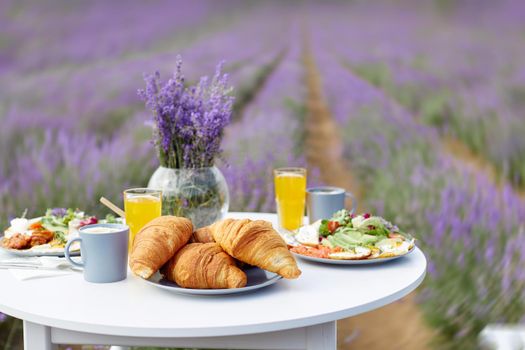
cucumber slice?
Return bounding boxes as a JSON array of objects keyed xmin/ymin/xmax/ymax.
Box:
[{"xmin": 321, "ymin": 238, "xmax": 334, "ymax": 248}]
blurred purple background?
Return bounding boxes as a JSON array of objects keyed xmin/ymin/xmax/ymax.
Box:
[{"xmin": 1, "ymin": 0, "xmax": 524, "ymax": 349}]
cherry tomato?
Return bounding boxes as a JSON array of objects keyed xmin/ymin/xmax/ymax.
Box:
[{"xmin": 327, "ymin": 221, "xmax": 340, "ymax": 233}]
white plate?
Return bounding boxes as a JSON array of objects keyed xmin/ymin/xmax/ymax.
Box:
[
  {"xmin": 0, "ymin": 237, "xmax": 80, "ymax": 257},
  {"xmin": 292, "ymin": 246, "xmax": 415, "ymax": 265},
  {"xmin": 144, "ymin": 266, "xmax": 282, "ymax": 295}
]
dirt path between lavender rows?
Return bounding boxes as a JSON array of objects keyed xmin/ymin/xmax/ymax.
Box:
[
  {"xmin": 303, "ymin": 48, "xmax": 436, "ymax": 350},
  {"xmin": 443, "ymin": 137, "xmax": 525, "ymax": 200},
  {"xmin": 345, "ymin": 64, "xmax": 525, "ymax": 202}
]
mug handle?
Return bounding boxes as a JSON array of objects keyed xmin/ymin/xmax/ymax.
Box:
[
  {"xmin": 65, "ymin": 238, "xmax": 84, "ymax": 268},
  {"xmin": 346, "ymin": 192, "xmax": 358, "ymax": 215}
]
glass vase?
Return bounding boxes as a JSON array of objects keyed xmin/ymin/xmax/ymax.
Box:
[{"xmin": 147, "ymin": 166, "xmax": 229, "ymax": 229}]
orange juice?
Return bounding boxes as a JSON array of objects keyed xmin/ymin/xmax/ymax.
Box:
[
  {"xmin": 274, "ymin": 168, "xmax": 307, "ymax": 230},
  {"xmin": 124, "ymin": 190, "xmax": 162, "ymax": 251}
]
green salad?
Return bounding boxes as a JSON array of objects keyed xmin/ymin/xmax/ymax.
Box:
[{"xmin": 291, "ymin": 210, "xmax": 415, "ymax": 260}]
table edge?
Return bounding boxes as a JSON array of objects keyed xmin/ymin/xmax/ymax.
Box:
[
  {"xmin": 0, "ymin": 212, "xmax": 427, "ymax": 337},
  {"xmin": 0, "ymin": 251, "xmax": 426, "ymax": 337}
]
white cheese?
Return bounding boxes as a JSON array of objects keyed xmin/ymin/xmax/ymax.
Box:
[
  {"xmin": 294, "ymin": 221, "xmax": 321, "ymax": 246},
  {"xmin": 351, "ymin": 215, "xmax": 364, "ymax": 228},
  {"xmin": 5, "ymin": 218, "xmax": 31, "ymax": 238}
]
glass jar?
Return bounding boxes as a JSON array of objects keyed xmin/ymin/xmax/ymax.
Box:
[{"xmin": 148, "ymin": 166, "xmax": 229, "ymax": 229}]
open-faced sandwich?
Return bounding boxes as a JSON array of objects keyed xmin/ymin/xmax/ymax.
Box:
[
  {"xmin": 2, "ymin": 208, "xmax": 119, "ymax": 251},
  {"xmin": 288, "ymin": 209, "xmax": 415, "ymax": 260}
]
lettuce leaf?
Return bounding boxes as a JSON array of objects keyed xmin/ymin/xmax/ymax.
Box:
[{"xmin": 319, "ymin": 220, "xmax": 331, "ymax": 237}]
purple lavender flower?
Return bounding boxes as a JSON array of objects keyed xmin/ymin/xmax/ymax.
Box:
[
  {"xmin": 138, "ymin": 56, "xmax": 234, "ymax": 169},
  {"xmin": 0, "ymin": 312, "xmax": 6, "ymax": 323},
  {"xmin": 50, "ymin": 208, "xmax": 67, "ymax": 217}
]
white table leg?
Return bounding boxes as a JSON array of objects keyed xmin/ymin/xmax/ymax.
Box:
[
  {"xmin": 23, "ymin": 321, "xmax": 57, "ymax": 350},
  {"xmin": 305, "ymin": 321, "xmax": 336, "ymax": 350}
]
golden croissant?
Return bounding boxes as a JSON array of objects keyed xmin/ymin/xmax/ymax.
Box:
[
  {"xmin": 200, "ymin": 218, "xmax": 301, "ymax": 279},
  {"xmin": 129, "ymin": 216, "xmax": 193, "ymax": 279},
  {"xmin": 190, "ymin": 227, "xmax": 215, "ymax": 243},
  {"xmin": 163, "ymin": 243, "xmax": 247, "ymax": 289}
]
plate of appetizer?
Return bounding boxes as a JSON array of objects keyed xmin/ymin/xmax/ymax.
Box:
[
  {"xmin": 0, "ymin": 208, "xmax": 121, "ymax": 257},
  {"xmin": 285, "ymin": 210, "xmax": 415, "ymax": 265},
  {"xmin": 130, "ymin": 217, "xmax": 300, "ymax": 295}
]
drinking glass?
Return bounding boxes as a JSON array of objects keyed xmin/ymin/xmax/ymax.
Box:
[
  {"xmin": 274, "ymin": 167, "xmax": 307, "ymax": 231},
  {"xmin": 123, "ymin": 188, "xmax": 162, "ymax": 251}
]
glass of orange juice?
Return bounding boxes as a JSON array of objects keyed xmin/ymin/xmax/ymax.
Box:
[
  {"xmin": 274, "ymin": 167, "xmax": 307, "ymax": 231},
  {"xmin": 123, "ymin": 188, "xmax": 162, "ymax": 251}
]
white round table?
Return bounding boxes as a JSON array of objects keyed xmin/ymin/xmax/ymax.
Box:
[{"xmin": 0, "ymin": 212, "xmax": 426, "ymax": 350}]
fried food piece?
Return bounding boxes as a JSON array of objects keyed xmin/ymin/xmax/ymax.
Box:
[
  {"xmin": 32, "ymin": 230, "xmax": 54, "ymax": 241},
  {"xmin": 4, "ymin": 233, "xmax": 31, "ymax": 250},
  {"xmin": 30, "ymin": 236, "xmax": 48, "ymax": 247},
  {"xmin": 29, "ymin": 230, "xmax": 54, "ymax": 247}
]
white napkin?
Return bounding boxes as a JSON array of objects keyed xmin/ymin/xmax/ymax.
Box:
[
  {"xmin": 9, "ymin": 267, "xmax": 73, "ymax": 281},
  {"xmin": 0, "ymin": 252, "xmax": 79, "ymax": 281}
]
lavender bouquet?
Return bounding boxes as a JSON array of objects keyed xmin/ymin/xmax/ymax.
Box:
[
  {"xmin": 138, "ymin": 57, "xmax": 234, "ymax": 227},
  {"xmin": 138, "ymin": 56, "xmax": 234, "ymax": 169}
]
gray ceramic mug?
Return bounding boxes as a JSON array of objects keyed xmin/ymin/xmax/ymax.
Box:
[
  {"xmin": 65, "ymin": 223, "xmax": 129, "ymax": 283},
  {"xmin": 306, "ymin": 186, "xmax": 357, "ymax": 224}
]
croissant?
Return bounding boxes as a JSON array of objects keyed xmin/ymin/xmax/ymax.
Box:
[
  {"xmin": 204, "ymin": 218, "xmax": 301, "ymax": 279},
  {"xmin": 129, "ymin": 216, "xmax": 193, "ymax": 279},
  {"xmin": 190, "ymin": 227, "xmax": 215, "ymax": 243},
  {"xmin": 163, "ymin": 243, "xmax": 247, "ymax": 289}
]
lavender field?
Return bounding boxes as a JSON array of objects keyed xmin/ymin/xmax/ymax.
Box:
[{"xmin": 1, "ymin": 0, "xmax": 525, "ymax": 349}]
